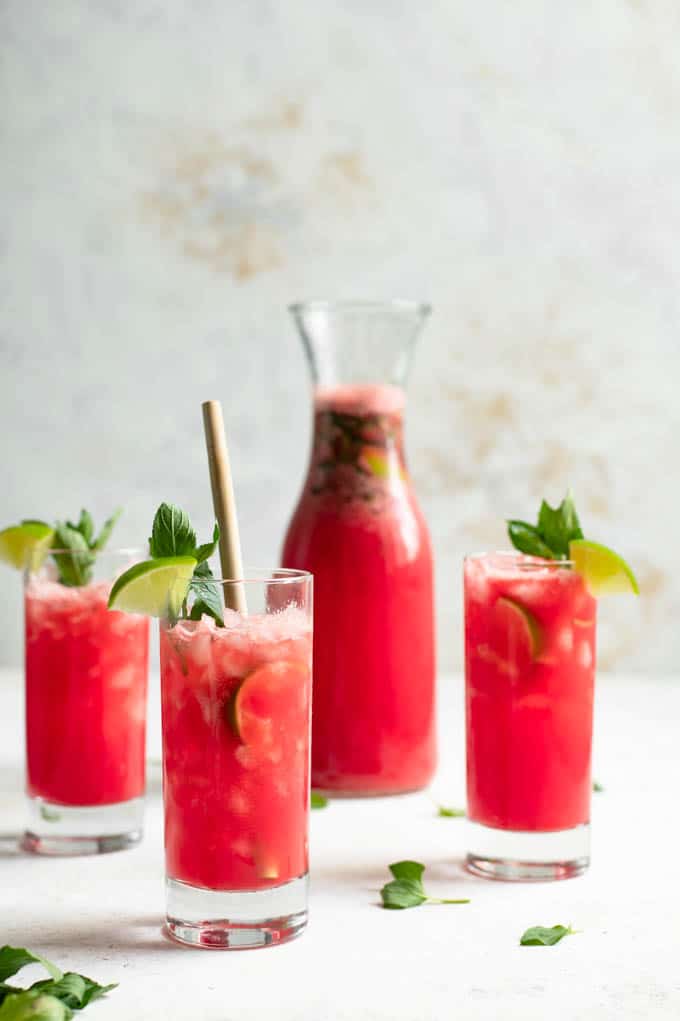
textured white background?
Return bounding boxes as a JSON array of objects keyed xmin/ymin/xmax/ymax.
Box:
[{"xmin": 2, "ymin": 0, "xmax": 679, "ymax": 670}]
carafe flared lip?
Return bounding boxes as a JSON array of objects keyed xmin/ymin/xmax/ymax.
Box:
[{"xmin": 289, "ymin": 299, "xmax": 432, "ymax": 317}]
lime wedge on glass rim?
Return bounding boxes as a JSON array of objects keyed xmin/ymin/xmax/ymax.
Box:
[
  {"xmin": 0, "ymin": 521, "xmax": 54, "ymax": 570},
  {"xmin": 108, "ymin": 556, "xmax": 197, "ymax": 616},
  {"xmin": 569, "ymin": 539, "xmax": 639, "ymax": 596}
]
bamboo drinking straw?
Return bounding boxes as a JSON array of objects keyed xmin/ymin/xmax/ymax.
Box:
[{"xmin": 201, "ymin": 400, "xmax": 247, "ymax": 614}]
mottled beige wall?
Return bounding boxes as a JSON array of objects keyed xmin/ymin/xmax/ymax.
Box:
[{"xmin": 2, "ymin": 0, "xmax": 679, "ymax": 671}]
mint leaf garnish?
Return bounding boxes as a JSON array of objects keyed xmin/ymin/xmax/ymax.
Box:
[
  {"xmin": 508, "ymin": 491, "xmax": 584, "ymax": 561},
  {"xmin": 593, "ymin": 780, "xmax": 605, "ymax": 793},
  {"xmin": 519, "ymin": 924, "xmax": 575, "ymax": 946},
  {"xmin": 437, "ymin": 804, "xmax": 465, "ymax": 818},
  {"xmin": 149, "ymin": 504, "xmax": 196, "ymax": 558},
  {"xmin": 188, "ymin": 561, "xmax": 224, "ymax": 626},
  {"xmin": 194, "ymin": 524, "xmax": 220, "ymax": 565},
  {"xmin": 50, "ymin": 509, "xmax": 121, "ymax": 587},
  {"xmin": 380, "ymin": 861, "xmax": 470, "ymax": 910},
  {"xmin": 310, "ymin": 791, "xmax": 328, "ymax": 809}
]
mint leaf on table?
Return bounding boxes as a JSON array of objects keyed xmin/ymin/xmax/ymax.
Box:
[
  {"xmin": 437, "ymin": 804, "xmax": 465, "ymax": 818},
  {"xmin": 520, "ymin": 924, "xmax": 575, "ymax": 946},
  {"xmin": 0, "ymin": 948, "xmax": 62, "ymax": 986},
  {"xmin": 188, "ymin": 561, "xmax": 224, "ymax": 626},
  {"xmin": 0, "ymin": 947, "xmax": 115, "ymax": 1017},
  {"xmin": 310, "ymin": 791, "xmax": 328, "ymax": 809},
  {"xmin": 148, "ymin": 503, "xmax": 196, "ymax": 558},
  {"xmin": 508, "ymin": 491, "xmax": 584, "ymax": 561},
  {"xmin": 593, "ymin": 780, "xmax": 605, "ymax": 793},
  {"xmin": 0, "ymin": 991, "xmax": 70, "ymax": 1020},
  {"xmin": 380, "ymin": 861, "xmax": 470, "ymax": 910},
  {"xmin": 30, "ymin": 974, "xmax": 116, "ymax": 1010}
]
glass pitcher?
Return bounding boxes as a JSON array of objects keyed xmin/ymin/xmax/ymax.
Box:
[{"xmin": 282, "ymin": 301, "xmax": 436, "ymax": 795}]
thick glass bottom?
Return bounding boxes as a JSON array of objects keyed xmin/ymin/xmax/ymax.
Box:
[
  {"xmin": 165, "ymin": 874, "xmax": 308, "ymax": 950},
  {"xmin": 465, "ymin": 819, "xmax": 590, "ymax": 881},
  {"xmin": 23, "ymin": 795, "xmax": 144, "ymax": 855}
]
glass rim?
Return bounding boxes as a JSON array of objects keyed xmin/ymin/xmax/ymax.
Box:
[
  {"xmin": 465, "ymin": 550, "xmax": 574, "ymax": 570},
  {"xmin": 190, "ymin": 567, "xmax": 313, "ymax": 586},
  {"xmin": 288, "ymin": 299, "xmax": 432, "ymax": 317},
  {"xmin": 41, "ymin": 546, "xmax": 147, "ymax": 557}
]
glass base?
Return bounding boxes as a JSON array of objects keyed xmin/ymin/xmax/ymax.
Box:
[
  {"xmin": 23, "ymin": 795, "xmax": 144, "ymax": 856},
  {"xmin": 465, "ymin": 820, "xmax": 590, "ymax": 881},
  {"xmin": 165, "ymin": 874, "xmax": 308, "ymax": 950}
]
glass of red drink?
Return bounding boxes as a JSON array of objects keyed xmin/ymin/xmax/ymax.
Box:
[
  {"xmin": 161, "ymin": 569, "xmax": 313, "ymax": 949},
  {"xmin": 283, "ymin": 301, "xmax": 436, "ymax": 796},
  {"xmin": 464, "ymin": 552, "xmax": 596, "ymax": 880},
  {"xmin": 24, "ymin": 550, "xmax": 150, "ymax": 855}
]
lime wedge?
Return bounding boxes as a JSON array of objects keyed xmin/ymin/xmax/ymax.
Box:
[
  {"xmin": 495, "ymin": 596, "xmax": 543, "ymax": 660},
  {"xmin": 0, "ymin": 521, "xmax": 54, "ymax": 570},
  {"xmin": 569, "ymin": 539, "xmax": 639, "ymax": 596},
  {"xmin": 108, "ymin": 556, "xmax": 197, "ymax": 616}
]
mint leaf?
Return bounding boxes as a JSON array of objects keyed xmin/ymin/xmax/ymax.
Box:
[
  {"xmin": 437, "ymin": 804, "xmax": 465, "ymax": 818},
  {"xmin": 194, "ymin": 524, "xmax": 220, "ymax": 565},
  {"xmin": 91, "ymin": 508, "xmax": 121, "ymax": 552},
  {"xmin": 149, "ymin": 504, "xmax": 196, "ymax": 558},
  {"xmin": 537, "ymin": 493, "xmax": 583, "ymax": 559},
  {"xmin": 72, "ymin": 511, "xmax": 94, "ymax": 547},
  {"xmin": 520, "ymin": 924, "xmax": 575, "ymax": 946},
  {"xmin": 593, "ymin": 780, "xmax": 605, "ymax": 793},
  {"xmin": 0, "ymin": 948, "xmax": 62, "ymax": 984},
  {"xmin": 51, "ymin": 525, "xmax": 94, "ymax": 587},
  {"xmin": 380, "ymin": 861, "xmax": 470, "ymax": 910},
  {"xmin": 30, "ymin": 974, "xmax": 116, "ymax": 1010},
  {"xmin": 188, "ymin": 561, "xmax": 224, "ymax": 626},
  {"xmin": 381, "ymin": 879, "xmax": 428, "ymax": 909},
  {"xmin": 389, "ymin": 860, "xmax": 425, "ymax": 883},
  {"xmin": 507, "ymin": 521, "xmax": 556, "ymax": 559},
  {"xmin": 310, "ymin": 791, "xmax": 328, "ymax": 809},
  {"xmin": 508, "ymin": 492, "xmax": 585, "ymax": 560},
  {"xmin": 0, "ymin": 991, "xmax": 70, "ymax": 1020}
]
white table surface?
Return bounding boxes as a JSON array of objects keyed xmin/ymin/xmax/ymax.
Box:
[{"xmin": 1, "ymin": 668, "xmax": 679, "ymax": 1021}]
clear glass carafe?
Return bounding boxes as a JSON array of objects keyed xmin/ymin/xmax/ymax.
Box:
[{"xmin": 282, "ymin": 301, "xmax": 436, "ymax": 795}]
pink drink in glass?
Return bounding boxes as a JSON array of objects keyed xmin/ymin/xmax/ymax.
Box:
[
  {"xmin": 24, "ymin": 569, "xmax": 149, "ymax": 853},
  {"xmin": 464, "ymin": 553, "xmax": 596, "ymax": 879},
  {"xmin": 160, "ymin": 570, "xmax": 312, "ymax": 949},
  {"xmin": 283, "ymin": 383, "xmax": 436, "ymax": 795}
]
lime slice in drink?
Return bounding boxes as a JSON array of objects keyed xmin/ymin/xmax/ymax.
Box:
[
  {"xmin": 108, "ymin": 556, "xmax": 197, "ymax": 617},
  {"xmin": 0, "ymin": 521, "xmax": 54, "ymax": 570},
  {"xmin": 230, "ymin": 660, "xmax": 308, "ymax": 746},
  {"xmin": 569, "ymin": 539, "xmax": 639, "ymax": 596},
  {"xmin": 494, "ymin": 596, "xmax": 543, "ymax": 661}
]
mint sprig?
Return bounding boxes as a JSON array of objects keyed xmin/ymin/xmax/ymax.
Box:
[
  {"xmin": 519, "ymin": 924, "xmax": 576, "ymax": 947},
  {"xmin": 380, "ymin": 861, "xmax": 470, "ymax": 910},
  {"xmin": 51, "ymin": 508, "xmax": 121, "ymax": 587},
  {"xmin": 148, "ymin": 503, "xmax": 223, "ymax": 626},
  {"xmin": 507, "ymin": 491, "xmax": 583, "ymax": 560},
  {"xmin": 0, "ymin": 946, "xmax": 115, "ymax": 1017}
]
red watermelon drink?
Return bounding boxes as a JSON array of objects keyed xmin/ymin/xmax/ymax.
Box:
[
  {"xmin": 282, "ymin": 382, "xmax": 435, "ymax": 795},
  {"xmin": 25, "ymin": 571, "xmax": 149, "ymax": 832},
  {"xmin": 464, "ymin": 494, "xmax": 638, "ymax": 880},
  {"xmin": 157, "ymin": 567, "xmax": 312, "ymax": 948},
  {"xmin": 2, "ymin": 506, "xmax": 151, "ymax": 856}
]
